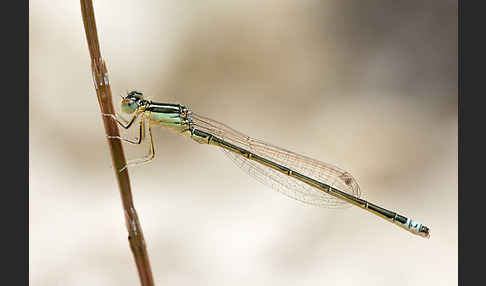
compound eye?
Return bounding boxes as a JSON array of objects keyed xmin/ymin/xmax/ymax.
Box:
[{"xmin": 121, "ymin": 99, "xmax": 137, "ymax": 114}]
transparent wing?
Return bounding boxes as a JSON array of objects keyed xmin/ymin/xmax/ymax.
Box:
[{"xmin": 191, "ymin": 113, "xmax": 362, "ymax": 208}]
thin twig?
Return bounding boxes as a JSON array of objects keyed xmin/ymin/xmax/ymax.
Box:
[{"xmin": 80, "ymin": 1, "xmax": 155, "ymax": 285}]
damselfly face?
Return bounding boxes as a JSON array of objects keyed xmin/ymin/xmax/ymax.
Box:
[{"xmin": 121, "ymin": 91, "xmax": 144, "ymax": 114}]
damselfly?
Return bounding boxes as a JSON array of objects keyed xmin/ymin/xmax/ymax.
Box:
[{"xmin": 104, "ymin": 91, "xmax": 430, "ymax": 238}]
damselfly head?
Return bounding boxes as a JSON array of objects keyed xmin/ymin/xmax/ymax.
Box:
[{"xmin": 121, "ymin": 90, "xmax": 144, "ymax": 114}]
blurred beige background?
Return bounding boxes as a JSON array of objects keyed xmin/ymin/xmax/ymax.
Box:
[{"xmin": 30, "ymin": 1, "xmax": 457, "ymax": 285}]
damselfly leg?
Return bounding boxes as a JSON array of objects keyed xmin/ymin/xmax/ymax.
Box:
[
  {"xmin": 119, "ymin": 121, "xmax": 155, "ymax": 172},
  {"xmin": 104, "ymin": 113, "xmax": 156, "ymax": 172},
  {"xmin": 103, "ymin": 112, "xmax": 140, "ymax": 129},
  {"xmin": 103, "ymin": 113, "xmax": 143, "ymax": 144}
]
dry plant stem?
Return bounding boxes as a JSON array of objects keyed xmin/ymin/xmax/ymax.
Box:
[{"xmin": 80, "ymin": 1, "xmax": 155, "ymax": 285}]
